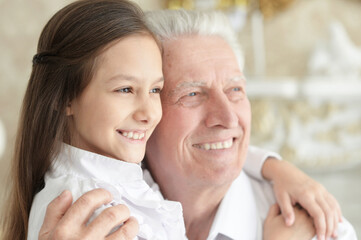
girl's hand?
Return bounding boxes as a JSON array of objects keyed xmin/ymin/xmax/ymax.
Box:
[
  {"xmin": 264, "ymin": 204, "xmax": 315, "ymax": 240},
  {"xmin": 262, "ymin": 158, "xmax": 342, "ymax": 240}
]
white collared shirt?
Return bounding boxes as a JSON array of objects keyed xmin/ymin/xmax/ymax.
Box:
[
  {"xmin": 28, "ymin": 144, "xmax": 186, "ymax": 240},
  {"xmin": 207, "ymin": 171, "xmax": 262, "ymax": 240},
  {"xmin": 144, "ymin": 147, "xmax": 357, "ymax": 240},
  {"xmin": 206, "ymin": 172, "xmax": 357, "ymax": 240}
]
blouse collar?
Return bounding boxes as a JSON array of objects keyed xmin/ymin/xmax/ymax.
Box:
[{"xmin": 51, "ymin": 143, "xmax": 143, "ymax": 184}]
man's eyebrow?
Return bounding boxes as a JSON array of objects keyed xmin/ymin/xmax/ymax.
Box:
[
  {"xmin": 228, "ymin": 75, "xmax": 246, "ymax": 83},
  {"xmin": 169, "ymin": 81, "xmax": 207, "ymax": 96},
  {"xmin": 106, "ymin": 74, "xmax": 164, "ymax": 84}
]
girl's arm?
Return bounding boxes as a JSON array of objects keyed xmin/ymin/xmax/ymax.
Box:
[{"xmin": 244, "ymin": 146, "xmax": 342, "ymax": 240}]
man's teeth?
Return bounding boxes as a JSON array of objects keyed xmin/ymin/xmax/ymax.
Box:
[
  {"xmin": 195, "ymin": 139, "xmax": 233, "ymax": 150},
  {"xmin": 121, "ymin": 131, "xmax": 145, "ymax": 140}
]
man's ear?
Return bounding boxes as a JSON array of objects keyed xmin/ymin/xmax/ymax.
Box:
[{"xmin": 66, "ymin": 102, "xmax": 73, "ymax": 116}]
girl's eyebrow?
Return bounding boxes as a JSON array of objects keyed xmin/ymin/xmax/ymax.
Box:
[
  {"xmin": 107, "ymin": 74, "xmax": 138, "ymax": 83},
  {"xmin": 106, "ymin": 74, "xmax": 164, "ymax": 84}
]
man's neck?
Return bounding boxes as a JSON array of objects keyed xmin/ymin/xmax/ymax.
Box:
[
  {"xmin": 181, "ymin": 186, "xmax": 227, "ymax": 240},
  {"xmin": 148, "ymin": 167, "xmax": 231, "ymax": 240}
]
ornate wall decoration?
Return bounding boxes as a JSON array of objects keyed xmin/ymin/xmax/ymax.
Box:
[
  {"xmin": 166, "ymin": 0, "xmax": 248, "ymax": 10},
  {"xmin": 257, "ymin": 0, "xmax": 295, "ymax": 18},
  {"xmin": 250, "ymin": 97, "xmax": 361, "ymax": 171}
]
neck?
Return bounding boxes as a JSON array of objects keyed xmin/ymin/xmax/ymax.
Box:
[
  {"xmin": 182, "ymin": 187, "xmax": 226, "ymax": 240},
  {"xmin": 148, "ymin": 166, "xmax": 231, "ymax": 240}
]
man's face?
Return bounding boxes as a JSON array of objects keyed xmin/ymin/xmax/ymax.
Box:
[{"xmin": 146, "ymin": 35, "xmax": 251, "ymax": 187}]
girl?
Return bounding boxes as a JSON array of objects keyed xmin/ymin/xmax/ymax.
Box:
[{"xmin": 3, "ymin": 0, "xmax": 185, "ymax": 239}]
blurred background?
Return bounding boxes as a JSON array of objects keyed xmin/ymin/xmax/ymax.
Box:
[{"xmin": 0, "ymin": 0, "xmax": 360, "ymax": 237}]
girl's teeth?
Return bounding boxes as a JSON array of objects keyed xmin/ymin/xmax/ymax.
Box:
[
  {"xmin": 121, "ymin": 131, "xmax": 145, "ymax": 140},
  {"xmin": 133, "ymin": 133, "xmax": 139, "ymax": 140}
]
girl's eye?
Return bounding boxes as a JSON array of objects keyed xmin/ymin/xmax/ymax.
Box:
[
  {"xmin": 116, "ymin": 87, "xmax": 132, "ymax": 93},
  {"xmin": 150, "ymin": 88, "xmax": 162, "ymax": 94}
]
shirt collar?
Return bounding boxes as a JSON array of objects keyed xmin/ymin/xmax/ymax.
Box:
[
  {"xmin": 207, "ymin": 171, "xmax": 260, "ymax": 240},
  {"xmin": 51, "ymin": 143, "xmax": 143, "ymax": 184},
  {"xmin": 144, "ymin": 168, "xmax": 260, "ymax": 240}
]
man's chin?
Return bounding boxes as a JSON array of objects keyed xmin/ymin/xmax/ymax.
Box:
[{"xmin": 195, "ymin": 161, "xmax": 243, "ymax": 186}]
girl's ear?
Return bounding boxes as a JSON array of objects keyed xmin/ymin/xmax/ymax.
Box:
[{"xmin": 66, "ymin": 102, "xmax": 73, "ymax": 116}]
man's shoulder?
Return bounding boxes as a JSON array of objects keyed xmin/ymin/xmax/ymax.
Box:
[
  {"xmin": 242, "ymin": 174, "xmax": 358, "ymax": 240},
  {"xmin": 242, "ymin": 172, "xmax": 276, "ymax": 222}
]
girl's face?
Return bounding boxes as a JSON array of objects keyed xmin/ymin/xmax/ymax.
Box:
[{"xmin": 67, "ymin": 35, "xmax": 163, "ymax": 163}]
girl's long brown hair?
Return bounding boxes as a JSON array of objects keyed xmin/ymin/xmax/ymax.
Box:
[{"xmin": 1, "ymin": 1, "xmax": 156, "ymax": 239}]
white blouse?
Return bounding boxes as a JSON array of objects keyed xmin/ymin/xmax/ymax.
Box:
[{"xmin": 27, "ymin": 144, "xmax": 186, "ymax": 240}]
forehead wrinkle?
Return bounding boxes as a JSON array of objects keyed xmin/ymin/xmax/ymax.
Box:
[{"xmin": 167, "ymin": 81, "xmax": 207, "ymax": 97}]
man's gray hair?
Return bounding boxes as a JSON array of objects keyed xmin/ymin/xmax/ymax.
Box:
[{"xmin": 145, "ymin": 9, "xmax": 245, "ymax": 70}]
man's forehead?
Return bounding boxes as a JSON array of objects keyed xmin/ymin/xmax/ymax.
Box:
[
  {"xmin": 168, "ymin": 75, "xmax": 246, "ymax": 94},
  {"xmin": 176, "ymin": 75, "xmax": 245, "ymax": 87}
]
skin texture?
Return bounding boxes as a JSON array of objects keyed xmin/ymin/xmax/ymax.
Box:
[
  {"xmin": 67, "ymin": 34, "xmax": 164, "ymax": 164},
  {"xmin": 264, "ymin": 204, "xmax": 316, "ymax": 240}
]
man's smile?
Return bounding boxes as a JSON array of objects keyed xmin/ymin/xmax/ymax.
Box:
[{"xmin": 192, "ymin": 138, "xmax": 234, "ymax": 150}]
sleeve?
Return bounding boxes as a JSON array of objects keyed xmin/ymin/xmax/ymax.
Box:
[
  {"xmin": 310, "ymin": 217, "xmax": 357, "ymax": 240},
  {"xmin": 243, "ymin": 145, "xmax": 282, "ymax": 180}
]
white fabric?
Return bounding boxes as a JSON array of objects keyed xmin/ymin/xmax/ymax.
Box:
[
  {"xmin": 28, "ymin": 144, "xmax": 186, "ymax": 240},
  {"xmin": 244, "ymin": 145, "xmax": 282, "ymax": 181},
  {"xmin": 207, "ymin": 171, "xmax": 261, "ymax": 240},
  {"xmin": 145, "ymin": 169, "xmax": 357, "ymax": 240}
]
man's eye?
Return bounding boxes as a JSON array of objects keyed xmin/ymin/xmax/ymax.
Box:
[
  {"xmin": 227, "ymin": 86, "xmax": 245, "ymax": 101},
  {"xmin": 176, "ymin": 91, "xmax": 204, "ymax": 107},
  {"xmin": 150, "ymin": 88, "xmax": 162, "ymax": 94},
  {"xmin": 116, "ymin": 87, "xmax": 132, "ymax": 93}
]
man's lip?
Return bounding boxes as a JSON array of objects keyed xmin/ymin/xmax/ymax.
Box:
[{"xmin": 192, "ymin": 137, "xmax": 236, "ymax": 150}]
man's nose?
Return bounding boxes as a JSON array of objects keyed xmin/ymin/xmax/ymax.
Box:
[{"xmin": 204, "ymin": 92, "xmax": 238, "ymax": 129}]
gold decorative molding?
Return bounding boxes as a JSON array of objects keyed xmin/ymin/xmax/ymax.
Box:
[
  {"xmin": 166, "ymin": 0, "xmax": 248, "ymax": 10},
  {"xmin": 258, "ymin": 0, "xmax": 295, "ymax": 18}
]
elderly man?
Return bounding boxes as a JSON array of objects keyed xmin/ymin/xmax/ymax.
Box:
[{"xmin": 38, "ymin": 9, "xmax": 356, "ymax": 240}]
